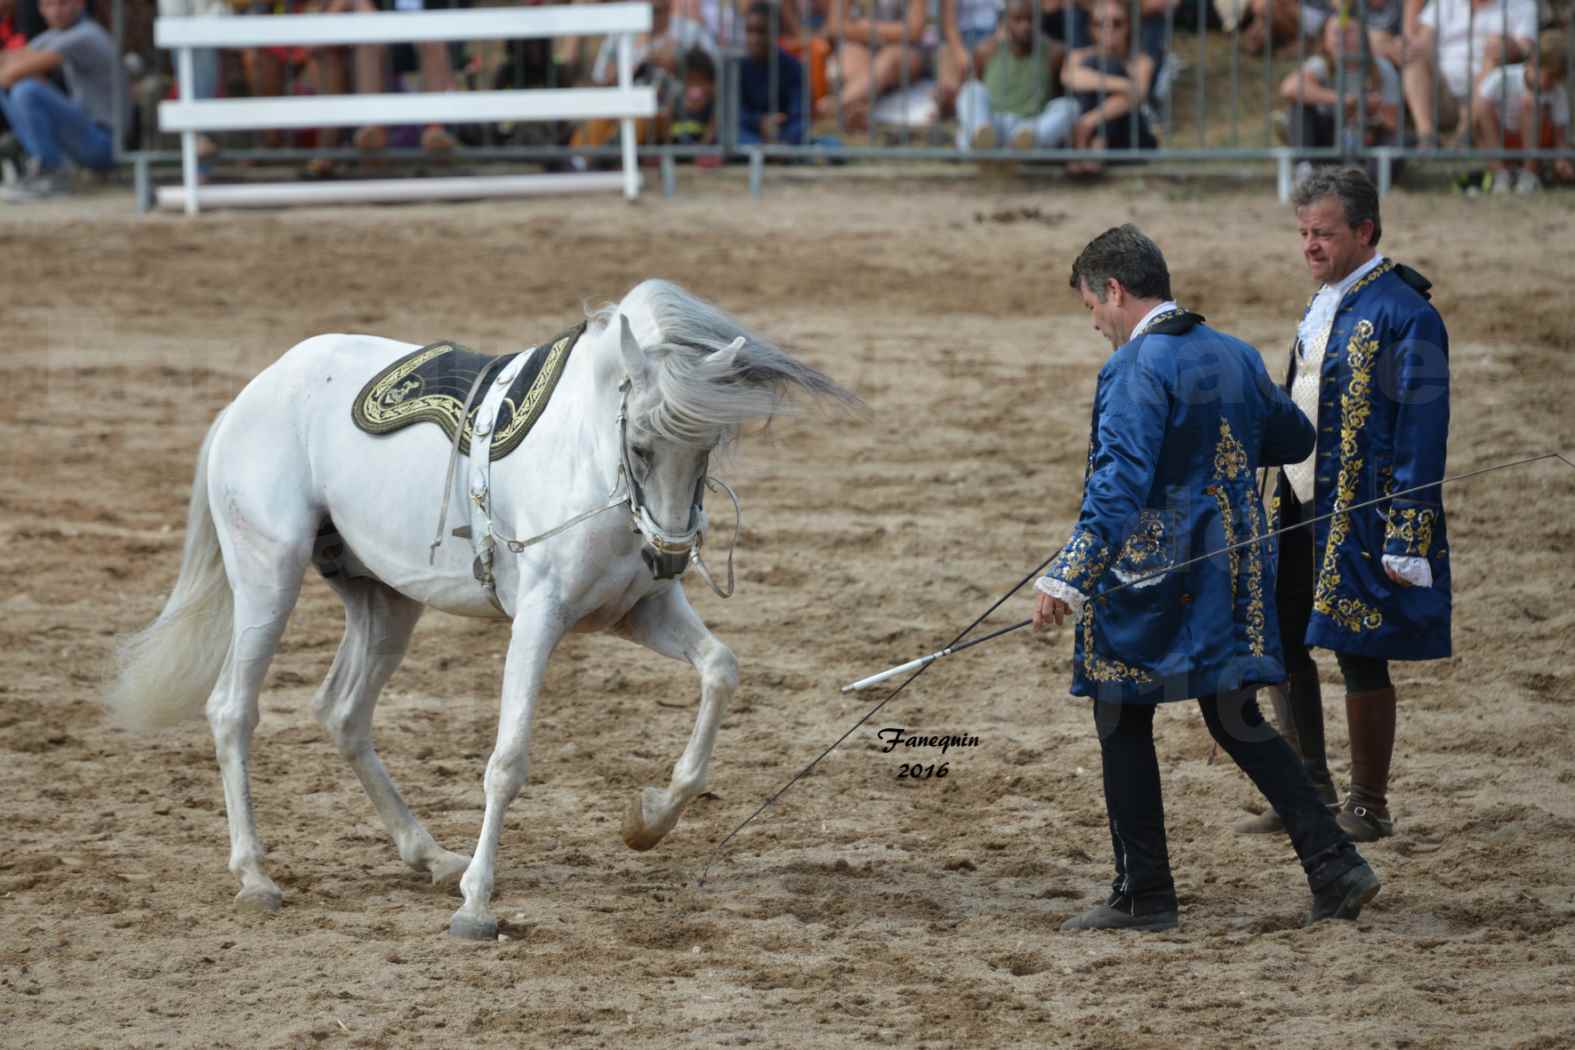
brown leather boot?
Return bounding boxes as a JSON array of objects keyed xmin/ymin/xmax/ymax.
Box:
[
  {"xmin": 1236, "ymin": 669, "xmax": 1338, "ymax": 834},
  {"xmin": 1338, "ymin": 687, "xmax": 1397, "ymax": 841}
]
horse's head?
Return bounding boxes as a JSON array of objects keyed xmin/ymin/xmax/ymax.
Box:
[{"xmin": 607, "ymin": 280, "xmax": 861, "ymax": 583}]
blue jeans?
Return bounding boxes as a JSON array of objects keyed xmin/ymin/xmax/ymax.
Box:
[{"xmin": 0, "ymin": 78, "xmax": 115, "ymax": 173}]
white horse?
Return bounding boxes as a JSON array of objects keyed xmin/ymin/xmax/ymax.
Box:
[{"xmin": 106, "ymin": 280, "xmax": 856, "ymax": 940}]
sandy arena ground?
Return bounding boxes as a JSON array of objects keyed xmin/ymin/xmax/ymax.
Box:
[{"xmin": 2, "ymin": 175, "xmax": 1574, "ymax": 1050}]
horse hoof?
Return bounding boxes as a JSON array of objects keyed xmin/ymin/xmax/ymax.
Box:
[
  {"xmin": 235, "ymin": 886, "xmax": 282, "ymax": 913},
  {"xmin": 448, "ymin": 912, "xmax": 498, "ymax": 941},
  {"xmin": 428, "ymin": 852, "xmax": 471, "ymax": 893},
  {"xmin": 621, "ymin": 790, "xmax": 668, "ymax": 852}
]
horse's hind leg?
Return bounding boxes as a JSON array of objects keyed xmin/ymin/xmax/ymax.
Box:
[
  {"xmin": 208, "ymin": 521, "xmax": 314, "ymax": 912},
  {"xmin": 613, "ymin": 586, "xmax": 738, "ymax": 851},
  {"xmin": 313, "ymin": 577, "xmax": 470, "ymax": 889}
]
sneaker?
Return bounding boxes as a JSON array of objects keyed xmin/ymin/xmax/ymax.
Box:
[
  {"xmin": 1293, "ymin": 160, "xmax": 1314, "ymax": 186},
  {"xmin": 1008, "ymin": 124, "xmax": 1036, "ymax": 150},
  {"xmin": 1489, "ymin": 170, "xmax": 1513, "ymax": 194},
  {"xmin": 1307, "ymin": 860, "xmax": 1380, "ymax": 924},
  {"xmin": 968, "ymin": 123, "xmax": 997, "ymax": 152},
  {"xmin": 2, "ymin": 168, "xmax": 70, "ymax": 203},
  {"xmin": 1515, "ymin": 169, "xmax": 1542, "ymax": 194},
  {"xmin": 1061, "ymin": 893, "xmax": 1179, "ymax": 932}
]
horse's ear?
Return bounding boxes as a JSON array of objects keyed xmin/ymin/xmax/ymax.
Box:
[
  {"xmin": 618, "ymin": 315, "xmax": 649, "ymax": 387},
  {"xmin": 710, "ymin": 336, "xmax": 746, "ymax": 374}
]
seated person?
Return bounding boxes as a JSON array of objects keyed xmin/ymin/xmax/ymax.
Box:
[
  {"xmin": 739, "ymin": 2, "xmax": 808, "ymax": 145},
  {"xmin": 1278, "ymin": 13, "xmax": 1402, "ymax": 157},
  {"xmin": 1063, "ymin": 0, "xmax": 1156, "ymax": 170},
  {"xmin": 816, "ymin": 0, "xmax": 928, "ymax": 130},
  {"xmin": 777, "ymin": 0, "xmax": 833, "ymax": 110},
  {"xmin": 1472, "ymin": 29, "xmax": 1574, "ymax": 191},
  {"xmin": 570, "ymin": 0, "xmax": 718, "ymax": 155},
  {"xmin": 956, "ymin": 0, "xmax": 1076, "ymax": 150},
  {"xmin": 0, "ymin": 0, "xmax": 126, "ymax": 201},
  {"xmin": 934, "ymin": 0, "xmax": 1002, "ymax": 118},
  {"xmin": 1044, "ymin": 0, "xmax": 1171, "ymax": 98},
  {"xmin": 1402, "ymin": 0, "xmax": 1535, "ymax": 147},
  {"xmin": 669, "ymin": 46, "xmax": 717, "ymax": 145}
]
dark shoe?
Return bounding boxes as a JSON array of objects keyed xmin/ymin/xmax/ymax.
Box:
[
  {"xmin": 1061, "ymin": 896, "xmax": 1178, "ymax": 932},
  {"xmin": 1336, "ymin": 799, "xmax": 1394, "ymax": 841},
  {"xmin": 1306, "ymin": 861, "xmax": 1380, "ymax": 924}
]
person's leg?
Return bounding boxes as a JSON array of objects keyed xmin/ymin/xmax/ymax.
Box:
[
  {"xmin": 954, "ymin": 79, "xmax": 994, "ymax": 149},
  {"xmin": 1033, "ymin": 95, "xmax": 1080, "ymax": 147},
  {"xmin": 1074, "ymin": 700, "xmax": 1178, "ymax": 921},
  {"xmin": 1335, "ymin": 653, "xmax": 1396, "ymax": 841},
  {"xmin": 1472, "ymin": 88, "xmax": 1511, "ymax": 175},
  {"xmin": 823, "ymin": 40, "xmax": 872, "ymax": 125},
  {"xmin": 869, "ymin": 42, "xmax": 925, "ymax": 101},
  {"xmin": 1238, "ymin": 488, "xmax": 1335, "ymax": 833},
  {"xmin": 1402, "ymin": 42, "xmax": 1443, "ymax": 142},
  {"xmin": 1, "ymin": 78, "xmax": 114, "ymax": 171},
  {"xmin": 1201, "ymin": 690, "xmax": 1379, "ymax": 921}
]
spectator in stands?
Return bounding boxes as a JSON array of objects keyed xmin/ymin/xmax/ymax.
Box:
[
  {"xmin": 344, "ymin": 0, "xmax": 465, "ymax": 157},
  {"xmin": 1278, "ymin": 11, "xmax": 1402, "ymax": 178},
  {"xmin": 1472, "ymin": 28, "xmax": 1574, "ymax": 191},
  {"xmin": 569, "ymin": 0, "xmax": 718, "ymax": 156},
  {"xmin": 934, "ymin": 0, "xmax": 1002, "ymax": 119},
  {"xmin": 669, "ymin": 45, "xmax": 717, "ymax": 144},
  {"xmin": 778, "ymin": 0, "xmax": 833, "ymax": 113},
  {"xmin": 815, "ymin": 0, "xmax": 927, "ymax": 130},
  {"xmin": 956, "ymin": 0, "xmax": 1076, "ymax": 151},
  {"xmin": 1044, "ymin": 0, "xmax": 1171, "ymax": 101},
  {"xmin": 739, "ymin": 2, "xmax": 808, "ymax": 145},
  {"xmin": 1063, "ymin": 0, "xmax": 1156, "ymax": 172},
  {"xmin": 1401, "ymin": 0, "xmax": 1536, "ymax": 147},
  {"xmin": 1, "ymin": 0, "xmax": 28, "ymax": 51},
  {"xmin": 0, "ymin": 0, "xmax": 126, "ymax": 200},
  {"xmin": 156, "ymin": 0, "xmax": 227, "ymax": 166}
]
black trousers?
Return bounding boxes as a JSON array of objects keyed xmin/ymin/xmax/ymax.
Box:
[
  {"xmin": 1093, "ymin": 690, "xmax": 1359, "ymax": 909},
  {"xmin": 1276, "ymin": 487, "xmax": 1392, "ymax": 692}
]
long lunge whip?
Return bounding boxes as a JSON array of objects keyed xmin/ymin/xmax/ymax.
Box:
[
  {"xmin": 696, "ymin": 450, "xmax": 1572, "ymax": 886},
  {"xmin": 843, "ymin": 451, "xmax": 1574, "ymax": 691}
]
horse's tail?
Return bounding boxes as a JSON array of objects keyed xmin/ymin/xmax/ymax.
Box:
[{"xmin": 105, "ymin": 412, "xmax": 234, "ymax": 732}]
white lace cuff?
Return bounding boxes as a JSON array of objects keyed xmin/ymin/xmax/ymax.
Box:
[
  {"xmin": 1382, "ymin": 554, "xmax": 1433, "ymax": 588},
  {"xmin": 1035, "ymin": 575, "xmax": 1088, "ymax": 616}
]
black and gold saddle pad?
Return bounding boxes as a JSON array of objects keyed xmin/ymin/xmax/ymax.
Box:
[{"xmin": 351, "ymin": 322, "xmax": 585, "ymax": 460}]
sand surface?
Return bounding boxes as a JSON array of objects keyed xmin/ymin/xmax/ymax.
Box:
[{"xmin": 3, "ymin": 176, "xmax": 1574, "ymax": 1049}]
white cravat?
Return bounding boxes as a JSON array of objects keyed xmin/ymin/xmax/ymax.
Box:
[{"xmin": 1284, "ymin": 255, "xmax": 1384, "ymax": 505}]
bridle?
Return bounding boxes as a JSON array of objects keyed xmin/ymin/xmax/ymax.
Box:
[
  {"xmin": 430, "ymin": 352, "xmax": 739, "ymax": 612},
  {"xmin": 614, "ymin": 377, "xmax": 738, "ymax": 594}
]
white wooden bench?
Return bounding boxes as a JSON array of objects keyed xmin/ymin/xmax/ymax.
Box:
[{"xmin": 155, "ymin": 3, "xmax": 655, "ymax": 213}]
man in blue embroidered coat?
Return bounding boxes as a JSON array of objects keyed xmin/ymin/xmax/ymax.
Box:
[
  {"xmin": 1238, "ymin": 167, "xmax": 1451, "ymax": 844},
  {"xmin": 1034, "ymin": 224, "xmax": 1379, "ymax": 932}
]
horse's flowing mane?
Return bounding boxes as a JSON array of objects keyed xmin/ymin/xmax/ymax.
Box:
[{"xmin": 589, "ymin": 280, "xmax": 861, "ymax": 447}]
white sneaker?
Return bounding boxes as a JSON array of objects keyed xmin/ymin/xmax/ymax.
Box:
[
  {"xmin": 1515, "ymin": 169, "xmax": 1542, "ymax": 194},
  {"xmin": 1, "ymin": 169, "xmax": 70, "ymax": 203},
  {"xmin": 968, "ymin": 123, "xmax": 997, "ymax": 151},
  {"xmin": 1293, "ymin": 160, "xmax": 1314, "ymax": 186},
  {"xmin": 1489, "ymin": 170, "xmax": 1513, "ymax": 194}
]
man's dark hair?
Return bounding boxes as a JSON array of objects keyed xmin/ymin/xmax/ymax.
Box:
[
  {"xmin": 1068, "ymin": 224, "xmax": 1172, "ymax": 302},
  {"xmin": 681, "ymin": 46, "xmax": 716, "ymax": 82},
  {"xmin": 1291, "ymin": 166, "xmax": 1383, "ymax": 248}
]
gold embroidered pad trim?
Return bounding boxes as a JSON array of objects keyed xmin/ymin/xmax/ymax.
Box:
[
  {"xmin": 1313, "ymin": 318, "xmax": 1384, "ymax": 633},
  {"xmin": 352, "ymin": 327, "xmax": 580, "ymax": 461}
]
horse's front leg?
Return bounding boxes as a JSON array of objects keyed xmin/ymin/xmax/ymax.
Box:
[
  {"xmin": 614, "ymin": 585, "xmax": 739, "ymax": 851},
  {"xmin": 448, "ymin": 598, "xmax": 564, "ymax": 941}
]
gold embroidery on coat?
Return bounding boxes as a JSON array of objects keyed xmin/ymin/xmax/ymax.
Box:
[
  {"xmin": 1079, "ymin": 603, "xmax": 1156, "ymax": 686},
  {"xmin": 1213, "ymin": 418, "xmax": 1248, "ymax": 480},
  {"xmin": 1051, "ymin": 528, "xmax": 1112, "ymax": 592},
  {"xmin": 1388, "ymin": 506, "xmax": 1437, "ymax": 557},
  {"xmin": 1313, "ymin": 319, "xmax": 1384, "ymax": 633}
]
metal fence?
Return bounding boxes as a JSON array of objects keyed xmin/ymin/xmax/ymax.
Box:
[{"xmin": 109, "ymin": 0, "xmax": 1575, "ymax": 201}]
